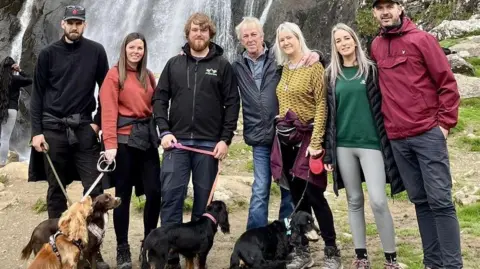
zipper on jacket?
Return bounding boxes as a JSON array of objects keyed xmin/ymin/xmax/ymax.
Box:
[{"xmin": 191, "ymin": 61, "xmax": 198, "ymax": 139}]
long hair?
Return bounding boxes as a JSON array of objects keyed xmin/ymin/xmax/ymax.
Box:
[
  {"xmin": 273, "ymin": 22, "xmax": 311, "ymax": 66},
  {"xmin": 0, "ymin": 57, "xmax": 15, "ymax": 123},
  {"xmin": 326, "ymin": 23, "xmax": 376, "ymax": 88},
  {"xmin": 118, "ymin": 32, "xmax": 149, "ymax": 90}
]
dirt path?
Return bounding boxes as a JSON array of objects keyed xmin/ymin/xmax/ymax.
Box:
[{"xmin": 1, "ymin": 147, "xmax": 479, "ymax": 269}]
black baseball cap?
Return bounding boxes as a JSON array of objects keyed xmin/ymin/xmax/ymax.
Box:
[
  {"xmin": 372, "ymin": 0, "xmax": 403, "ymax": 8},
  {"xmin": 63, "ymin": 5, "xmax": 86, "ymax": 21}
]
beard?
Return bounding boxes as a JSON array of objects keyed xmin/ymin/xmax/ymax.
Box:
[
  {"xmin": 64, "ymin": 30, "xmax": 82, "ymax": 42},
  {"xmin": 188, "ymin": 38, "xmax": 210, "ymax": 52}
]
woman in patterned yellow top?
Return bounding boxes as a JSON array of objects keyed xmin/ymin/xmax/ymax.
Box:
[{"xmin": 272, "ymin": 22, "xmax": 342, "ymax": 269}]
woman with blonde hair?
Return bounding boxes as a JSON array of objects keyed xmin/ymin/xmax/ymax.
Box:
[
  {"xmin": 270, "ymin": 21, "xmax": 342, "ymax": 269},
  {"xmin": 323, "ymin": 23, "xmax": 404, "ymax": 269}
]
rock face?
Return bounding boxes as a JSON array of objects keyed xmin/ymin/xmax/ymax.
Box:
[
  {"xmin": 430, "ymin": 15, "xmax": 480, "ymax": 40},
  {"xmin": 0, "ymin": 0, "xmax": 23, "ymax": 60},
  {"xmin": 450, "ymin": 35, "xmax": 480, "ymax": 58},
  {"xmin": 447, "ymin": 54, "xmax": 475, "ymax": 76},
  {"xmin": 454, "ymin": 73, "xmax": 480, "ymax": 98}
]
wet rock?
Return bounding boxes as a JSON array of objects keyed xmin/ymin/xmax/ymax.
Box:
[{"xmin": 450, "ymin": 35, "xmax": 480, "ymax": 58}]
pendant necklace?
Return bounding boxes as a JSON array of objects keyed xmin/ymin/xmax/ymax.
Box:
[{"xmin": 284, "ymin": 57, "xmax": 303, "ymax": 91}]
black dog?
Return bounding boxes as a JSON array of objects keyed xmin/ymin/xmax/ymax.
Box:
[
  {"xmin": 141, "ymin": 200, "xmax": 230, "ymax": 269},
  {"xmin": 229, "ymin": 211, "xmax": 320, "ymax": 269}
]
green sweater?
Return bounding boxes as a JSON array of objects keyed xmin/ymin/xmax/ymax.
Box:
[{"xmin": 335, "ymin": 66, "xmax": 380, "ymax": 150}]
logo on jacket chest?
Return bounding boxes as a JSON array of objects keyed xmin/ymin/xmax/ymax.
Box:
[{"xmin": 205, "ymin": 68, "xmax": 217, "ymax": 76}]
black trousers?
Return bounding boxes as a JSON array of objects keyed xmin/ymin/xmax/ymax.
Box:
[
  {"xmin": 112, "ymin": 143, "xmax": 161, "ymax": 245},
  {"xmin": 44, "ymin": 124, "xmax": 103, "ymax": 219},
  {"xmin": 160, "ymin": 146, "xmax": 218, "ymax": 264},
  {"xmin": 281, "ymin": 144, "xmax": 337, "ymax": 247}
]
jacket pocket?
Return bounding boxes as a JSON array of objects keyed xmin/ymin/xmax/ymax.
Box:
[{"xmin": 377, "ymin": 56, "xmax": 407, "ymax": 69}]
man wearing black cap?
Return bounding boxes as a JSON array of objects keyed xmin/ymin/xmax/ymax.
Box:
[
  {"xmin": 28, "ymin": 5, "xmax": 110, "ymax": 268},
  {"xmin": 370, "ymin": 1, "xmax": 462, "ymax": 269}
]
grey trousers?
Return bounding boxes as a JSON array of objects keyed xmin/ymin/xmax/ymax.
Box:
[
  {"xmin": 336, "ymin": 147, "xmax": 396, "ymax": 253},
  {"xmin": 390, "ymin": 126, "xmax": 462, "ymax": 269},
  {"xmin": 0, "ymin": 109, "xmax": 17, "ymax": 165}
]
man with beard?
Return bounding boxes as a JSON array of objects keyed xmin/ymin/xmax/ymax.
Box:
[
  {"xmin": 370, "ymin": 1, "xmax": 462, "ymax": 268},
  {"xmin": 28, "ymin": 5, "xmax": 109, "ymax": 268},
  {"xmin": 153, "ymin": 12, "xmax": 240, "ymax": 269}
]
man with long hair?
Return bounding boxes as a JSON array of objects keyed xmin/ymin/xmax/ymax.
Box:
[
  {"xmin": 370, "ymin": 1, "xmax": 462, "ymax": 268},
  {"xmin": 153, "ymin": 12, "xmax": 240, "ymax": 269},
  {"xmin": 28, "ymin": 5, "xmax": 110, "ymax": 268}
]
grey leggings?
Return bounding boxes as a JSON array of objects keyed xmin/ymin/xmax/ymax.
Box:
[
  {"xmin": 0, "ymin": 109, "xmax": 17, "ymax": 165},
  {"xmin": 336, "ymin": 147, "xmax": 396, "ymax": 253}
]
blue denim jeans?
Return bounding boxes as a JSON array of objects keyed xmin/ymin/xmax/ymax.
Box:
[{"xmin": 246, "ymin": 145, "xmax": 294, "ymax": 230}]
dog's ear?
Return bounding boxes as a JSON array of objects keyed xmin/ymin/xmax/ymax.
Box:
[{"xmin": 218, "ymin": 203, "xmax": 230, "ymax": 234}]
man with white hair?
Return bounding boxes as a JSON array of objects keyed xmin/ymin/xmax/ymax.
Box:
[{"xmin": 232, "ymin": 17, "xmax": 294, "ymax": 232}]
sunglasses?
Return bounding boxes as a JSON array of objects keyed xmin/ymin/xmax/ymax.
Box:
[{"xmin": 65, "ymin": 5, "xmax": 85, "ymax": 11}]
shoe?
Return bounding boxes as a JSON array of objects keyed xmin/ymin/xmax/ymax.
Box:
[
  {"xmin": 352, "ymin": 258, "xmax": 371, "ymax": 269},
  {"xmin": 385, "ymin": 261, "xmax": 403, "ymax": 269},
  {"xmin": 95, "ymin": 250, "xmax": 110, "ymax": 269},
  {"xmin": 286, "ymin": 246, "xmax": 314, "ymax": 269},
  {"xmin": 116, "ymin": 243, "xmax": 132, "ymax": 269},
  {"xmin": 321, "ymin": 246, "xmax": 342, "ymax": 269}
]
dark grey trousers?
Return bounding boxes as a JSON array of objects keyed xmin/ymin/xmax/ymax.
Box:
[{"xmin": 390, "ymin": 126, "xmax": 463, "ymax": 269}]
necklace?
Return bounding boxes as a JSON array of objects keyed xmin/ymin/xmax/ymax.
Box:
[{"xmin": 284, "ymin": 57, "xmax": 304, "ymax": 91}]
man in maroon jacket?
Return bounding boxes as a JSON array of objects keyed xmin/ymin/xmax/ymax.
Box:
[{"xmin": 370, "ymin": 1, "xmax": 462, "ymax": 269}]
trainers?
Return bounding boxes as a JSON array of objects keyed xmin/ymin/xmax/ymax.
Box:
[
  {"xmin": 116, "ymin": 243, "xmax": 132, "ymax": 269},
  {"xmin": 385, "ymin": 261, "xmax": 403, "ymax": 269},
  {"xmin": 352, "ymin": 258, "xmax": 371, "ymax": 269},
  {"xmin": 321, "ymin": 246, "xmax": 342, "ymax": 269},
  {"xmin": 286, "ymin": 246, "xmax": 314, "ymax": 269},
  {"xmin": 96, "ymin": 250, "xmax": 110, "ymax": 269}
]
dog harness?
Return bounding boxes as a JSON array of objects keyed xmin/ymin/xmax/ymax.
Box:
[
  {"xmin": 202, "ymin": 213, "xmax": 217, "ymax": 224},
  {"xmin": 283, "ymin": 218, "xmax": 292, "ymax": 236},
  {"xmin": 48, "ymin": 230, "xmax": 84, "ymax": 263},
  {"xmin": 88, "ymin": 223, "xmax": 105, "ymax": 244}
]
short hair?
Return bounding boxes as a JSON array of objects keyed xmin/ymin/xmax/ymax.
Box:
[
  {"xmin": 184, "ymin": 12, "xmax": 216, "ymax": 39},
  {"xmin": 273, "ymin": 22, "xmax": 311, "ymax": 66},
  {"xmin": 234, "ymin": 16, "xmax": 264, "ymax": 40}
]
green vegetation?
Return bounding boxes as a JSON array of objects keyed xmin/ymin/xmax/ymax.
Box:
[
  {"xmin": 465, "ymin": 57, "xmax": 480, "ymax": 77},
  {"xmin": 270, "ymin": 182, "xmax": 281, "ymax": 197},
  {"xmin": 457, "ymin": 203, "xmax": 480, "ymax": 236},
  {"xmin": 245, "ymin": 159, "xmax": 254, "ymax": 173},
  {"xmin": 421, "ymin": 3, "xmax": 454, "ymax": 26},
  {"xmin": 184, "ymin": 196, "xmax": 193, "ymax": 211},
  {"xmin": 32, "ymin": 198, "xmax": 47, "ymax": 213},
  {"xmin": 133, "ymin": 195, "xmax": 146, "ymax": 213},
  {"xmin": 228, "ymin": 142, "xmax": 251, "ymax": 158},
  {"xmin": 355, "ymin": 8, "xmax": 379, "ymax": 37},
  {"xmin": 451, "ymin": 98, "xmax": 480, "ymax": 151}
]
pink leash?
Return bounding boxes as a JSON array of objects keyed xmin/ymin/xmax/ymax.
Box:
[{"xmin": 171, "ymin": 143, "xmax": 222, "ymax": 207}]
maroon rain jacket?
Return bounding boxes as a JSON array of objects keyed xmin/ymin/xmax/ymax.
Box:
[{"xmin": 371, "ymin": 17, "xmax": 460, "ymax": 140}]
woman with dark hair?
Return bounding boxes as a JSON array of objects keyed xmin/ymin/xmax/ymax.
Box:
[
  {"xmin": 0, "ymin": 56, "xmax": 32, "ymax": 167},
  {"xmin": 99, "ymin": 32, "xmax": 160, "ymax": 269}
]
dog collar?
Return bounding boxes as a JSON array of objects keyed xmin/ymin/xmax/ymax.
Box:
[
  {"xmin": 49, "ymin": 231, "xmax": 63, "ymax": 262},
  {"xmin": 88, "ymin": 223, "xmax": 105, "ymax": 244},
  {"xmin": 284, "ymin": 218, "xmax": 292, "ymax": 235},
  {"xmin": 202, "ymin": 213, "xmax": 217, "ymax": 224}
]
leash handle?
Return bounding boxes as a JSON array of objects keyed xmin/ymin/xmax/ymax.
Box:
[
  {"xmin": 172, "ymin": 143, "xmax": 216, "ymax": 157},
  {"xmin": 97, "ymin": 151, "xmax": 116, "ymax": 172}
]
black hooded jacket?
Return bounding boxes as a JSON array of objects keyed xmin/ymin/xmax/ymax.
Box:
[{"xmin": 153, "ymin": 42, "xmax": 240, "ymax": 145}]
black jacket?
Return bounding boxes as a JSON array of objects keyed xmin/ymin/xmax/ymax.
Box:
[
  {"xmin": 9, "ymin": 71, "xmax": 32, "ymax": 110},
  {"xmin": 30, "ymin": 36, "xmax": 109, "ymax": 136},
  {"xmin": 324, "ymin": 65, "xmax": 405, "ymax": 196},
  {"xmin": 153, "ymin": 42, "xmax": 240, "ymax": 145},
  {"xmin": 231, "ymin": 43, "xmax": 280, "ymax": 146}
]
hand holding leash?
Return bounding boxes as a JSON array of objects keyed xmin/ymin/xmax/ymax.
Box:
[{"xmin": 81, "ymin": 152, "xmax": 116, "ymax": 202}]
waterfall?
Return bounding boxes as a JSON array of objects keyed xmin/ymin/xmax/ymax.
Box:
[
  {"xmin": 83, "ymin": 0, "xmax": 236, "ymax": 75},
  {"xmin": 259, "ymin": 0, "xmax": 274, "ymax": 25},
  {"xmin": 244, "ymin": 0, "xmax": 256, "ymax": 16},
  {"xmin": 9, "ymin": 0, "xmax": 35, "ymax": 64}
]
